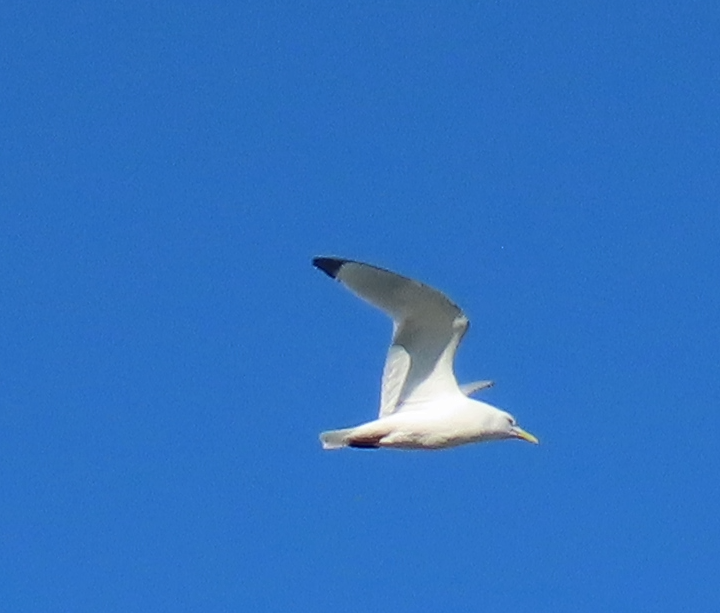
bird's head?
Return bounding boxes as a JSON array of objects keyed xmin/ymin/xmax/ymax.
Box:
[{"xmin": 494, "ymin": 411, "xmax": 539, "ymax": 444}]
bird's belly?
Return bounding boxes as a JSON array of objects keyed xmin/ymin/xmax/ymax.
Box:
[{"xmin": 376, "ymin": 412, "xmax": 479, "ymax": 450}]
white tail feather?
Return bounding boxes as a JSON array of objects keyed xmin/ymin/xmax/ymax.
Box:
[{"xmin": 319, "ymin": 428, "xmax": 355, "ymax": 450}]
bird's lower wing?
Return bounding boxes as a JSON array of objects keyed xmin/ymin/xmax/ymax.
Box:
[{"xmin": 459, "ymin": 380, "xmax": 494, "ymax": 396}]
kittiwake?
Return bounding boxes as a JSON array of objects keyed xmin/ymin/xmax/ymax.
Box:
[{"xmin": 313, "ymin": 257, "xmax": 538, "ymax": 450}]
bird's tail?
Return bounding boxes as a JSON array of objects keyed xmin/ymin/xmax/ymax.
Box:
[{"xmin": 319, "ymin": 427, "xmax": 355, "ymax": 450}]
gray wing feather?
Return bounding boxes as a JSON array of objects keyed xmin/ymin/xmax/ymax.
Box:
[{"xmin": 459, "ymin": 380, "xmax": 494, "ymax": 396}]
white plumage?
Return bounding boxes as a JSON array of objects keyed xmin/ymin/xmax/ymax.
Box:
[{"xmin": 313, "ymin": 257, "xmax": 538, "ymax": 450}]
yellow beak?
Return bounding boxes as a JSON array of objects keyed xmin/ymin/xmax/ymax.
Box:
[{"xmin": 512, "ymin": 426, "xmax": 539, "ymax": 444}]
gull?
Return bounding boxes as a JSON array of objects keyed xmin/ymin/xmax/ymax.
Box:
[{"xmin": 313, "ymin": 257, "xmax": 538, "ymax": 450}]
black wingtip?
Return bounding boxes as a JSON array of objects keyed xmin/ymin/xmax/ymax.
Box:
[{"xmin": 312, "ymin": 256, "xmax": 345, "ymax": 279}]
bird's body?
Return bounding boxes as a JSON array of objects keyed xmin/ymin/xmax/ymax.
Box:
[
  {"xmin": 322, "ymin": 394, "xmax": 517, "ymax": 450},
  {"xmin": 312, "ymin": 257, "xmax": 538, "ymax": 451}
]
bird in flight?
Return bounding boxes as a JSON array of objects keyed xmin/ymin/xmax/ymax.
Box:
[{"xmin": 313, "ymin": 257, "xmax": 538, "ymax": 451}]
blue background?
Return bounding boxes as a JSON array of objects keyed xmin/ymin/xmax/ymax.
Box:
[{"xmin": 2, "ymin": 1, "xmax": 719, "ymax": 611}]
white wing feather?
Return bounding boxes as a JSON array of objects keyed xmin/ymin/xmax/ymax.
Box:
[
  {"xmin": 314, "ymin": 258, "xmax": 469, "ymax": 416},
  {"xmin": 379, "ymin": 344, "xmax": 411, "ymax": 418}
]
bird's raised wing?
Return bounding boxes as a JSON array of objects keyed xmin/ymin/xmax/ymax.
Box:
[{"xmin": 313, "ymin": 257, "xmax": 469, "ymax": 417}]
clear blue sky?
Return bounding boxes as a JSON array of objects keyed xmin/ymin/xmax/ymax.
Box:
[{"xmin": 2, "ymin": 1, "xmax": 719, "ymax": 611}]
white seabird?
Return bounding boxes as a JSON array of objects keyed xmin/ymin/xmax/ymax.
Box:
[{"xmin": 313, "ymin": 257, "xmax": 538, "ymax": 450}]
